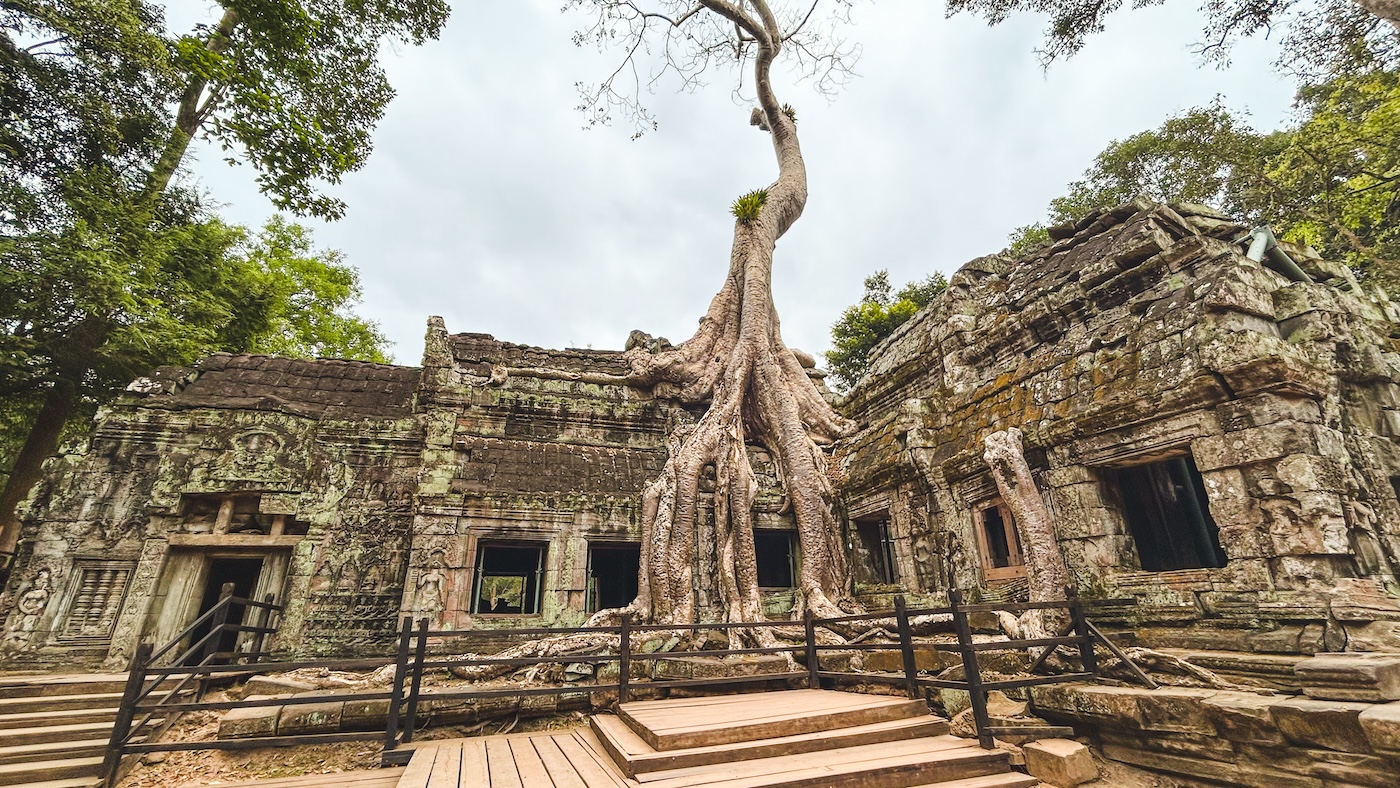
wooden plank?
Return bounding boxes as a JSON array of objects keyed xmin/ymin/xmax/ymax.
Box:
[
  {"xmin": 194, "ymin": 771, "xmax": 405, "ymax": 788},
  {"xmin": 532, "ymin": 734, "xmax": 591, "ymax": 788},
  {"xmin": 631, "ymin": 699, "xmax": 930, "ymax": 750},
  {"xmin": 636, "ymin": 736, "xmax": 973, "ymax": 787},
  {"xmin": 460, "ymin": 740, "xmax": 489, "ymax": 787},
  {"xmin": 425, "ymin": 742, "xmax": 461, "ymax": 788},
  {"xmin": 640, "ymin": 737, "xmax": 1003, "ymax": 788},
  {"xmin": 396, "ymin": 748, "xmax": 437, "ymax": 788},
  {"xmin": 484, "ymin": 738, "xmax": 524, "ymax": 788},
  {"xmin": 624, "ymin": 692, "xmax": 898, "ymax": 732},
  {"xmin": 554, "ymin": 731, "xmax": 628, "ymax": 788},
  {"xmin": 507, "ymin": 736, "xmax": 554, "ymax": 787},
  {"xmin": 616, "ymin": 715, "xmax": 951, "ymax": 777}
]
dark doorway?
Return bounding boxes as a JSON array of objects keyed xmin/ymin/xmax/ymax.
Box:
[
  {"xmin": 588, "ymin": 543, "xmax": 640, "ymax": 612},
  {"xmin": 187, "ymin": 557, "xmax": 263, "ymax": 663},
  {"xmin": 754, "ymin": 530, "xmax": 796, "ymax": 588},
  {"xmin": 472, "ymin": 543, "xmax": 546, "ymax": 615},
  {"xmin": 853, "ymin": 518, "xmax": 897, "ymax": 584},
  {"xmin": 1106, "ymin": 456, "xmax": 1227, "ymax": 571}
]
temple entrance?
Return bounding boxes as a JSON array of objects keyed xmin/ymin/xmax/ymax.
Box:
[{"xmin": 186, "ymin": 557, "xmax": 263, "ymax": 663}]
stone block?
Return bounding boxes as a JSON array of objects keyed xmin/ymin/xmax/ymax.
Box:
[
  {"xmin": 1295, "ymin": 653, "xmax": 1400, "ymax": 701},
  {"xmin": 1203, "ymin": 691, "xmax": 1286, "ymax": 744},
  {"xmin": 1270, "ymin": 696, "xmax": 1373, "ymax": 753},
  {"xmin": 242, "ymin": 676, "xmax": 314, "ymax": 697},
  {"xmin": 1358, "ymin": 700, "xmax": 1400, "ymax": 755},
  {"xmin": 340, "ymin": 696, "xmax": 390, "ymax": 730},
  {"xmin": 219, "ymin": 695, "xmax": 280, "ymax": 739},
  {"xmin": 1029, "ymin": 684, "xmax": 1144, "ymax": 728},
  {"xmin": 277, "ymin": 695, "xmax": 345, "ymax": 735},
  {"xmin": 1022, "ymin": 738, "xmax": 1098, "ymax": 787},
  {"xmin": 1136, "ymin": 687, "xmax": 1218, "ymax": 734}
]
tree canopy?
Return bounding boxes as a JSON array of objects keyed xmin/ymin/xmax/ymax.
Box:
[
  {"xmin": 826, "ymin": 270, "xmax": 948, "ymax": 391},
  {"xmin": 0, "ymin": 0, "xmax": 432, "ymax": 570},
  {"xmin": 1008, "ymin": 69, "xmax": 1400, "ymax": 293}
]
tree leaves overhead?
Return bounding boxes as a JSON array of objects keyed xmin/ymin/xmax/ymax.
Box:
[
  {"xmin": 1009, "ymin": 70, "xmax": 1400, "ymax": 292},
  {"xmin": 200, "ymin": 0, "xmax": 450, "ymax": 218},
  {"xmin": 826, "ymin": 270, "xmax": 948, "ymax": 392}
]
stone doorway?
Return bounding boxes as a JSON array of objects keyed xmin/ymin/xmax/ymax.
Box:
[
  {"xmin": 185, "ymin": 557, "xmax": 263, "ymax": 663},
  {"xmin": 144, "ymin": 547, "xmax": 290, "ymax": 659}
]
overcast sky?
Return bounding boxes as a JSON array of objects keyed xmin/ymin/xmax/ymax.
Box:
[{"xmin": 169, "ymin": 1, "xmax": 1299, "ymax": 366}]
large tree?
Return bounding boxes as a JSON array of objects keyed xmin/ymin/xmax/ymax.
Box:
[
  {"xmin": 0, "ymin": 0, "xmax": 445, "ymax": 574},
  {"xmin": 827, "ymin": 270, "xmax": 948, "ymax": 392},
  {"xmin": 1008, "ymin": 71, "xmax": 1400, "ymax": 292},
  {"xmin": 560, "ymin": 0, "xmax": 863, "ymax": 628}
]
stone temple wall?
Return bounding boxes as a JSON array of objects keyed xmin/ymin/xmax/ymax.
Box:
[
  {"xmin": 0, "ymin": 354, "xmax": 423, "ymax": 665},
  {"xmin": 6, "ymin": 199, "xmax": 1400, "ymax": 665},
  {"xmin": 836, "ymin": 200, "xmax": 1400, "ymax": 654}
]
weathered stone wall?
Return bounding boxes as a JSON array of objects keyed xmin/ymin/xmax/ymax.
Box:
[
  {"xmin": 0, "ymin": 354, "xmax": 424, "ymax": 664},
  {"xmin": 838, "ymin": 200, "xmax": 1400, "ymax": 653}
]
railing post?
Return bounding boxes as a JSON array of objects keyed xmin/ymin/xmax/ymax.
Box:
[
  {"xmin": 1067, "ymin": 585, "xmax": 1098, "ymax": 676},
  {"xmin": 949, "ymin": 588, "xmax": 993, "ymax": 750},
  {"xmin": 248, "ymin": 594, "xmax": 276, "ymax": 664},
  {"xmin": 618, "ymin": 617, "xmax": 631, "ymax": 704},
  {"xmin": 894, "ymin": 595, "xmax": 919, "ymax": 699},
  {"xmin": 102, "ymin": 641, "xmax": 153, "ymax": 788},
  {"xmin": 401, "ymin": 618, "xmax": 430, "ymax": 743},
  {"xmin": 197, "ymin": 583, "xmax": 235, "ymax": 700},
  {"xmin": 382, "ymin": 617, "xmax": 412, "ymax": 760},
  {"xmin": 803, "ymin": 608, "xmax": 820, "ymax": 689}
]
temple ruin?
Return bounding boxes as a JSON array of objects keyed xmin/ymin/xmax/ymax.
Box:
[{"xmin": 5, "ymin": 199, "xmax": 1400, "ymax": 672}]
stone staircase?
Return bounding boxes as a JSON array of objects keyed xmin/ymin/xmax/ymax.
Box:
[
  {"xmin": 582, "ymin": 689, "xmax": 1041, "ymax": 787},
  {"xmin": 0, "ymin": 673, "xmax": 152, "ymax": 788}
]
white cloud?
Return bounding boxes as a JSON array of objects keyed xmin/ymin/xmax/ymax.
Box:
[{"xmin": 172, "ymin": 0, "xmax": 1297, "ymax": 365}]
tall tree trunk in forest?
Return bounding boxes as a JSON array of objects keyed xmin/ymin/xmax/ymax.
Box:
[
  {"xmin": 613, "ymin": 0, "xmax": 857, "ymax": 633},
  {"xmin": 0, "ymin": 380, "xmax": 77, "ymax": 573},
  {"xmin": 0, "ymin": 318, "xmax": 107, "ymax": 579},
  {"xmin": 142, "ymin": 6, "xmax": 239, "ymax": 204}
]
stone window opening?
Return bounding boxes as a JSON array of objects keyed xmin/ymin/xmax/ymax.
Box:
[
  {"xmin": 1103, "ymin": 455, "xmax": 1227, "ymax": 572},
  {"xmin": 587, "ymin": 543, "xmax": 640, "ymax": 613},
  {"xmin": 974, "ymin": 498, "xmax": 1026, "ymax": 581},
  {"xmin": 853, "ymin": 516, "xmax": 898, "ymax": 585},
  {"xmin": 471, "ymin": 542, "xmax": 546, "ymax": 615},
  {"xmin": 754, "ymin": 530, "xmax": 796, "ymax": 588}
]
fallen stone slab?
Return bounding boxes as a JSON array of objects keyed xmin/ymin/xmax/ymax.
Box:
[
  {"xmin": 277, "ymin": 691, "xmax": 344, "ymax": 735},
  {"xmin": 1295, "ymin": 653, "xmax": 1400, "ymax": 701},
  {"xmin": 218, "ymin": 695, "xmax": 281, "ymax": 739},
  {"xmin": 1269, "ymin": 696, "xmax": 1373, "ymax": 753},
  {"xmin": 1023, "ymin": 738, "xmax": 1097, "ymax": 787},
  {"xmin": 242, "ymin": 676, "xmax": 315, "ymax": 697},
  {"xmin": 1358, "ymin": 699, "xmax": 1400, "ymax": 755}
]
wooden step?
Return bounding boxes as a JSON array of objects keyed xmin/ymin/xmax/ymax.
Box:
[
  {"xmin": 619, "ymin": 689, "xmax": 931, "ymax": 750},
  {"xmin": 593, "ymin": 712, "xmax": 951, "ymax": 777},
  {"xmin": 0, "ymin": 675, "xmax": 128, "ymax": 699},
  {"xmin": 0, "ymin": 737, "xmax": 122, "ymax": 765},
  {"xmin": 0, "ymin": 691, "xmax": 125, "ymax": 715},
  {"xmin": 625, "ymin": 734, "xmax": 1011, "ymax": 788},
  {"xmin": 909, "ymin": 773, "xmax": 1040, "ymax": 788},
  {"xmin": 0, "ymin": 706, "xmax": 118, "ymax": 730},
  {"xmin": 0, "ymin": 756, "xmax": 104, "ymax": 786},
  {"xmin": 0, "ymin": 721, "xmax": 117, "ymax": 747},
  {"xmin": 10, "ymin": 779, "xmax": 102, "ymax": 788}
]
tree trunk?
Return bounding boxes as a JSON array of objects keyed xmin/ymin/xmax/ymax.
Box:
[
  {"xmin": 983, "ymin": 428, "xmax": 1068, "ymax": 633},
  {"xmin": 142, "ymin": 6, "xmax": 239, "ymax": 202},
  {"xmin": 0, "ymin": 380, "xmax": 77, "ymax": 574}
]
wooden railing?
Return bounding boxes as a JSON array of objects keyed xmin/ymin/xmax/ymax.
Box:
[
  {"xmin": 102, "ymin": 584, "xmax": 286, "ymax": 787},
  {"xmin": 104, "ymin": 589, "xmax": 1141, "ymax": 785}
]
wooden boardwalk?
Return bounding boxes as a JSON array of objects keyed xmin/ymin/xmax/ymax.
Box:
[
  {"xmin": 177, "ymin": 767, "xmax": 404, "ymax": 787},
  {"xmin": 191, "ymin": 690, "xmax": 1038, "ymax": 788}
]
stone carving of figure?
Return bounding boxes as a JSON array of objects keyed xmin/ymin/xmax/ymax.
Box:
[
  {"xmin": 416, "ymin": 554, "xmax": 446, "ymax": 617},
  {"xmin": 2, "ymin": 568, "xmax": 53, "ymax": 651}
]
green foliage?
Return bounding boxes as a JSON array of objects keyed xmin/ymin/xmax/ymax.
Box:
[
  {"xmin": 731, "ymin": 189, "xmax": 769, "ymax": 222},
  {"xmin": 782, "ymin": 103, "xmax": 798, "ymax": 123},
  {"xmin": 945, "ymin": 0, "xmax": 1398, "ymax": 78},
  {"xmin": 826, "ymin": 270, "xmax": 948, "ymax": 391},
  {"xmin": 1009, "ymin": 72, "xmax": 1400, "ymax": 293}
]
